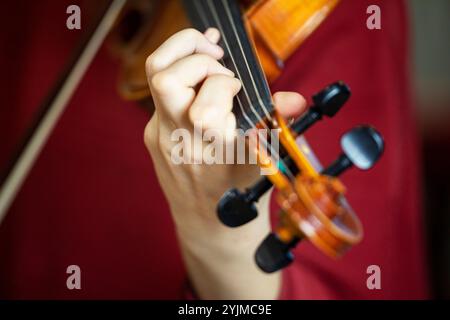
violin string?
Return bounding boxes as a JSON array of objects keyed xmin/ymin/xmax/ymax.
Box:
[
  {"xmin": 222, "ymin": 0, "xmax": 272, "ymax": 121},
  {"xmin": 199, "ymin": 0, "xmax": 296, "ymax": 181},
  {"xmin": 205, "ymin": 1, "xmax": 267, "ymax": 128},
  {"xmin": 193, "ymin": 0, "xmax": 281, "ymax": 173},
  {"xmin": 203, "ymin": 0, "xmax": 295, "ymax": 180},
  {"xmin": 208, "ymin": 0, "xmax": 296, "ymax": 180},
  {"xmin": 192, "ymin": 0, "xmax": 255, "ymax": 132},
  {"xmin": 192, "ymin": 0, "xmax": 210, "ymax": 37},
  {"xmin": 193, "ymin": 0, "xmax": 294, "ymax": 181},
  {"xmin": 204, "ymin": 1, "xmax": 282, "ymax": 167},
  {"xmin": 219, "ymin": 0, "xmax": 296, "ymax": 180}
]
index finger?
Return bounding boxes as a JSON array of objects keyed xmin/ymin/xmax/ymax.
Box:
[{"xmin": 145, "ymin": 28, "xmax": 224, "ymax": 77}]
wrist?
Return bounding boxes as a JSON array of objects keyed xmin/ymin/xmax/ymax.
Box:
[{"xmin": 173, "ymin": 191, "xmax": 272, "ymax": 258}]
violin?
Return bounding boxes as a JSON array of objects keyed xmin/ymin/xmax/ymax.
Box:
[
  {"xmin": 0, "ymin": 0, "xmax": 385, "ymax": 274},
  {"xmin": 175, "ymin": 0, "xmax": 384, "ymax": 273},
  {"xmin": 109, "ymin": 0, "xmax": 341, "ymax": 105}
]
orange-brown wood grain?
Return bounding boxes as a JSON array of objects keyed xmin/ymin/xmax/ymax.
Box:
[
  {"xmin": 246, "ymin": 0, "xmax": 340, "ymax": 62},
  {"xmin": 112, "ymin": 0, "xmax": 341, "ymax": 102}
]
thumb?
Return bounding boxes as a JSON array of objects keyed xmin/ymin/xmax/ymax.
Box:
[{"xmin": 273, "ymin": 92, "xmax": 307, "ymax": 119}]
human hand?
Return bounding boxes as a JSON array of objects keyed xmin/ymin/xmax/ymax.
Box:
[{"xmin": 144, "ymin": 28, "xmax": 306, "ymax": 299}]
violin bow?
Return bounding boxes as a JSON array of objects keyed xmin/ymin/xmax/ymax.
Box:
[{"xmin": 0, "ymin": 0, "xmax": 127, "ymax": 224}]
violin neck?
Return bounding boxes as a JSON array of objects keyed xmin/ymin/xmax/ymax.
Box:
[{"xmin": 183, "ymin": 0, "xmax": 274, "ymax": 131}]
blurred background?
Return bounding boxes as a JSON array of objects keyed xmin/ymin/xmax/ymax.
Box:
[
  {"xmin": 0, "ymin": 0, "xmax": 448, "ymax": 298},
  {"xmin": 409, "ymin": 0, "xmax": 450, "ymax": 299}
]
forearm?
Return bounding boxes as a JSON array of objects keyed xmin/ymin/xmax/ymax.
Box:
[{"xmin": 175, "ymin": 192, "xmax": 281, "ymax": 300}]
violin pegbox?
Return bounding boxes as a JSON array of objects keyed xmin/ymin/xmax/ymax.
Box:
[
  {"xmin": 216, "ymin": 81, "xmax": 385, "ymax": 273},
  {"xmin": 217, "ymin": 82, "xmax": 351, "ymax": 228},
  {"xmin": 255, "ymin": 125, "xmax": 385, "ymax": 273}
]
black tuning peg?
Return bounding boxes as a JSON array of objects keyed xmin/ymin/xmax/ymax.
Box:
[
  {"xmin": 217, "ymin": 125, "xmax": 384, "ymax": 228},
  {"xmin": 255, "ymin": 233, "xmax": 300, "ymax": 273},
  {"xmin": 217, "ymin": 82, "xmax": 351, "ymax": 228},
  {"xmin": 255, "ymin": 126, "xmax": 384, "ymax": 274},
  {"xmin": 322, "ymin": 126, "xmax": 384, "ymax": 177},
  {"xmin": 217, "ymin": 178, "xmax": 272, "ymax": 227},
  {"xmin": 291, "ymin": 81, "xmax": 350, "ymax": 134}
]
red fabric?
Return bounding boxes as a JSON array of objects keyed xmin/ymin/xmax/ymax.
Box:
[{"xmin": 0, "ymin": 0, "xmax": 428, "ymax": 299}]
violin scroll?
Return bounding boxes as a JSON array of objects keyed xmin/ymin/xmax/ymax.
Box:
[
  {"xmin": 217, "ymin": 81, "xmax": 351, "ymax": 228},
  {"xmin": 255, "ymin": 125, "xmax": 385, "ymax": 273},
  {"xmin": 214, "ymin": 76, "xmax": 385, "ymax": 273}
]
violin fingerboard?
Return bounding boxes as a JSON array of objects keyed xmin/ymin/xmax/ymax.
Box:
[{"xmin": 183, "ymin": 0, "xmax": 274, "ymax": 131}]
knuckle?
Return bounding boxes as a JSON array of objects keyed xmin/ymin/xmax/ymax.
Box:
[
  {"xmin": 204, "ymin": 74, "xmax": 233, "ymax": 86},
  {"xmin": 145, "ymin": 54, "xmax": 155, "ymax": 74},
  {"xmin": 150, "ymin": 71, "xmax": 175, "ymax": 95},
  {"xmin": 143, "ymin": 117, "xmax": 158, "ymax": 151},
  {"xmin": 181, "ymin": 27, "xmax": 202, "ymax": 40},
  {"xmin": 190, "ymin": 99, "xmax": 226, "ymax": 125},
  {"xmin": 188, "ymin": 54, "xmax": 220, "ymax": 71},
  {"xmin": 145, "ymin": 53, "xmax": 163, "ymax": 76}
]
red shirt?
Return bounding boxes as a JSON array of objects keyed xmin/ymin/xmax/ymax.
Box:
[{"xmin": 0, "ymin": 0, "xmax": 428, "ymax": 299}]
